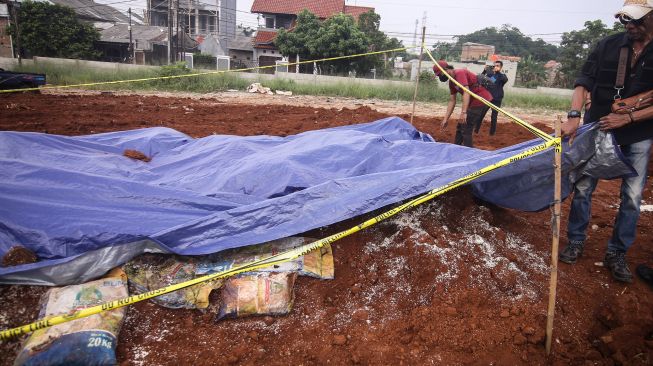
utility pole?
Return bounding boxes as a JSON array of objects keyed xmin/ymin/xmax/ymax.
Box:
[
  {"xmin": 10, "ymin": 0, "xmax": 22, "ymax": 66},
  {"xmin": 188, "ymin": 0, "xmax": 191, "ymax": 36},
  {"xmin": 145, "ymin": 0, "xmax": 150, "ymax": 25},
  {"xmin": 167, "ymin": 0, "xmax": 173, "ymax": 64},
  {"xmin": 412, "ymin": 19, "xmax": 418, "ymax": 50},
  {"xmin": 410, "ymin": 25, "xmax": 426, "ymax": 124},
  {"xmin": 128, "ymin": 7, "xmax": 134, "ymax": 63},
  {"xmin": 175, "ymin": 0, "xmax": 180, "ymax": 61}
]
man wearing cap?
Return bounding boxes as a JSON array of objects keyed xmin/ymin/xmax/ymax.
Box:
[
  {"xmin": 559, "ymin": 0, "xmax": 653, "ymax": 283},
  {"xmin": 434, "ymin": 61, "xmax": 493, "ymax": 147}
]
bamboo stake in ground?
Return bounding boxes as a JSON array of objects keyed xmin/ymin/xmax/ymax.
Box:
[
  {"xmin": 546, "ymin": 116, "xmax": 563, "ymax": 354},
  {"xmin": 410, "ymin": 26, "xmax": 426, "ymax": 124}
]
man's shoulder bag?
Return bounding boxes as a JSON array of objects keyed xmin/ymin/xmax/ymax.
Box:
[{"xmin": 611, "ymin": 47, "xmax": 653, "ymax": 114}]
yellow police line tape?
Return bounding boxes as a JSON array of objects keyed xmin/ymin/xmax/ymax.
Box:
[
  {"xmin": 0, "ymin": 46, "xmax": 415, "ymax": 94},
  {"xmin": 0, "ymin": 136, "xmax": 560, "ymax": 341},
  {"xmin": 425, "ymin": 48, "xmax": 553, "ymax": 143}
]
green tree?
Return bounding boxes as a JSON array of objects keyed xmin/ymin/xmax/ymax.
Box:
[
  {"xmin": 275, "ymin": 10, "xmax": 321, "ymax": 62},
  {"xmin": 455, "ymin": 24, "xmax": 559, "ymax": 62},
  {"xmin": 357, "ymin": 10, "xmax": 405, "ymax": 76},
  {"xmin": 557, "ymin": 20, "xmax": 621, "ymax": 88},
  {"xmin": 515, "ymin": 55, "xmax": 546, "ymax": 88},
  {"xmin": 8, "ymin": 0, "xmax": 100, "ymax": 59},
  {"xmin": 430, "ymin": 41, "xmax": 459, "ymax": 61},
  {"xmin": 312, "ymin": 13, "xmax": 369, "ymax": 74}
]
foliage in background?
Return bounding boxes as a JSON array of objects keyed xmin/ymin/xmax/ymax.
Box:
[
  {"xmin": 357, "ymin": 11, "xmax": 406, "ymax": 77},
  {"xmin": 275, "ymin": 10, "xmax": 321, "ymax": 69},
  {"xmin": 430, "ymin": 42, "xmax": 460, "ymax": 62},
  {"xmin": 515, "ymin": 56, "xmax": 546, "ymax": 89},
  {"xmin": 7, "ymin": 0, "xmax": 100, "ymax": 59},
  {"xmin": 453, "ymin": 24, "xmax": 560, "ymax": 62},
  {"xmin": 275, "ymin": 10, "xmax": 405, "ymax": 77},
  {"xmin": 556, "ymin": 20, "xmax": 621, "ymax": 88}
]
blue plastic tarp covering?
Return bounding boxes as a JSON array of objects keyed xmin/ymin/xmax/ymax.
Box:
[{"xmin": 0, "ymin": 117, "xmax": 632, "ymax": 285}]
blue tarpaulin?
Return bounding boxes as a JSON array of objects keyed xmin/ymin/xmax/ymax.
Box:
[{"xmin": 0, "ymin": 117, "xmax": 633, "ymax": 285}]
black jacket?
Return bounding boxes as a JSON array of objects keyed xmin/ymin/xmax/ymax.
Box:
[
  {"xmin": 484, "ymin": 71, "xmax": 508, "ymax": 100},
  {"xmin": 575, "ymin": 32, "xmax": 653, "ymax": 145}
]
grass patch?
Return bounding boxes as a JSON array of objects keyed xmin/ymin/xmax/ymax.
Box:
[{"xmin": 10, "ymin": 62, "xmax": 569, "ymax": 111}]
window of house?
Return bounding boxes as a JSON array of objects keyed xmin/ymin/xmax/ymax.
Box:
[{"xmin": 265, "ymin": 17, "xmax": 274, "ymax": 28}]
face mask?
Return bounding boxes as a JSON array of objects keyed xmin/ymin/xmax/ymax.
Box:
[{"xmin": 438, "ymin": 74, "xmax": 449, "ymax": 82}]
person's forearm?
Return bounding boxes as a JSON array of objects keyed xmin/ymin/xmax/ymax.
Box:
[
  {"xmin": 445, "ymin": 99, "xmax": 456, "ymax": 119},
  {"xmin": 461, "ymin": 93, "xmax": 471, "ymax": 113},
  {"xmin": 570, "ymin": 86, "xmax": 587, "ymax": 112},
  {"xmin": 631, "ymin": 105, "xmax": 653, "ymax": 123}
]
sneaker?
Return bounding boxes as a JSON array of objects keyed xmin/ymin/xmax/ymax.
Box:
[
  {"xmin": 559, "ymin": 240, "xmax": 584, "ymax": 264},
  {"xmin": 636, "ymin": 264, "xmax": 653, "ymax": 288},
  {"xmin": 604, "ymin": 250, "xmax": 633, "ymax": 283}
]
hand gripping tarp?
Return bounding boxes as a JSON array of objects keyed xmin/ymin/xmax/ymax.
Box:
[{"xmin": 0, "ymin": 117, "xmax": 633, "ymax": 285}]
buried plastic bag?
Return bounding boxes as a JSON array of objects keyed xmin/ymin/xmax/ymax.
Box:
[
  {"xmin": 13, "ymin": 268, "xmax": 128, "ymax": 366},
  {"xmin": 196, "ymin": 237, "xmax": 334, "ymax": 280},
  {"xmin": 123, "ymin": 237, "xmax": 334, "ymax": 313},
  {"xmin": 123, "ymin": 255, "xmax": 224, "ymax": 310},
  {"xmin": 217, "ymin": 272, "xmax": 298, "ymax": 320}
]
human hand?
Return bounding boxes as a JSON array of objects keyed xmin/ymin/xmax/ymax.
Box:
[
  {"xmin": 459, "ymin": 111, "xmax": 467, "ymax": 122},
  {"xmin": 561, "ymin": 118, "xmax": 581, "ymax": 145},
  {"xmin": 440, "ymin": 118, "xmax": 448, "ymax": 130},
  {"xmin": 599, "ymin": 113, "xmax": 631, "ymax": 131}
]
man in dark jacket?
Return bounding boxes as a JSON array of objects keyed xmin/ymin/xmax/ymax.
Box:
[
  {"xmin": 476, "ymin": 61, "xmax": 508, "ymax": 135},
  {"xmin": 559, "ymin": 0, "xmax": 653, "ymax": 283}
]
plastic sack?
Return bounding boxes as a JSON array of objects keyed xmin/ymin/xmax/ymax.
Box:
[
  {"xmin": 123, "ymin": 255, "xmax": 223, "ymax": 309},
  {"xmin": 217, "ymin": 272, "xmax": 297, "ymax": 320},
  {"xmin": 122, "ymin": 237, "xmax": 332, "ymax": 311},
  {"xmin": 13, "ymin": 268, "xmax": 128, "ymax": 366},
  {"xmin": 197, "ymin": 237, "xmax": 335, "ymax": 280}
]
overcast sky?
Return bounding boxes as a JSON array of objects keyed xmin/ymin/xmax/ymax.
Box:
[
  {"xmin": 108, "ymin": 0, "xmax": 622, "ymax": 46},
  {"xmin": 236, "ymin": 0, "xmax": 621, "ymax": 46}
]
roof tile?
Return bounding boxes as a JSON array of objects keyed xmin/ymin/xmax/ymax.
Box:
[{"xmin": 251, "ymin": 0, "xmax": 344, "ymax": 19}]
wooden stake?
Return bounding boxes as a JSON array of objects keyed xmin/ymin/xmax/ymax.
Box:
[
  {"xmin": 545, "ymin": 116, "xmax": 562, "ymax": 355},
  {"xmin": 410, "ymin": 26, "xmax": 426, "ymax": 124}
]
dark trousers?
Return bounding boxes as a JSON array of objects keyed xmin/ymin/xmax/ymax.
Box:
[
  {"xmin": 473, "ymin": 99, "xmax": 502, "ymax": 135},
  {"xmin": 489, "ymin": 98, "xmax": 502, "ymax": 135},
  {"xmin": 455, "ymin": 105, "xmax": 490, "ymax": 147}
]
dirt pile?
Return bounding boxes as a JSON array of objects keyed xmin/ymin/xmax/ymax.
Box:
[
  {"xmin": 0, "ymin": 92, "xmax": 652, "ymax": 365},
  {"xmin": 1, "ymin": 246, "xmax": 38, "ymax": 267}
]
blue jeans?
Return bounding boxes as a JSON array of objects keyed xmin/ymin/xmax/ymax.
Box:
[{"xmin": 567, "ymin": 138, "xmax": 652, "ymax": 252}]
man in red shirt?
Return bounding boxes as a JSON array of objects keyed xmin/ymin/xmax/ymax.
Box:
[{"xmin": 434, "ymin": 60, "xmax": 493, "ymax": 147}]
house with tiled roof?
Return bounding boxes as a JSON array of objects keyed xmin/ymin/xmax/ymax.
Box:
[{"xmin": 250, "ymin": 0, "xmax": 373, "ymax": 72}]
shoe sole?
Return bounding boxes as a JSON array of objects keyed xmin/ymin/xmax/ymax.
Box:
[
  {"xmin": 611, "ymin": 274, "xmax": 633, "ymax": 283},
  {"xmin": 559, "ymin": 253, "xmax": 581, "ymax": 264}
]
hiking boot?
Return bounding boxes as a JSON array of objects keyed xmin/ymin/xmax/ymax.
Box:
[
  {"xmin": 636, "ymin": 264, "xmax": 653, "ymax": 288},
  {"xmin": 604, "ymin": 250, "xmax": 633, "ymax": 283},
  {"xmin": 559, "ymin": 240, "xmax": 584, "ymax": 264}
]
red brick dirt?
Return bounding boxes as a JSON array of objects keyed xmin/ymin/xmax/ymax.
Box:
[{"xmin": 0, "ymin": 92, "xmax": 652, "ymax": 365}]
